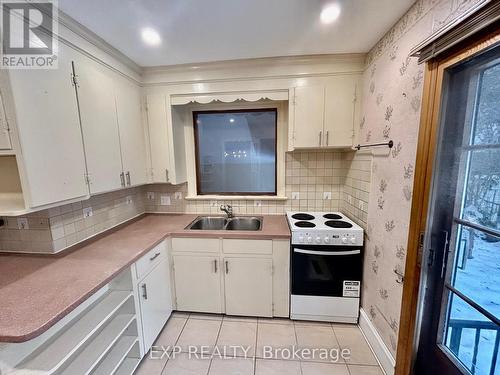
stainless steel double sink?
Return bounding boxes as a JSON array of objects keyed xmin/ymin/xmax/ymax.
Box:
[{"xmin": 185, "ymin": 216, "xmax": 262, "ymax": 231}]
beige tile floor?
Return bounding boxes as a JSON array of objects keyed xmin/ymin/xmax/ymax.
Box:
[{"xmin": 136, "ymin": 312, "xmax": 385, "ymax": 375}]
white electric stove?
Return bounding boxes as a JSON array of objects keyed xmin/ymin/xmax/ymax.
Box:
[{"xmin": 286, "ymin": 212, "xmax": 364, "ymax": 323}]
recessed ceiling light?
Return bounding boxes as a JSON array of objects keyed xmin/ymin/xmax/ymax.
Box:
[
  {"xmin": 141, "ymin": 28, "xmax": 161, "ymax": 46},
  {"xmin": 320, "ymin": 3, "xmax": 341, "ymax": 24}
]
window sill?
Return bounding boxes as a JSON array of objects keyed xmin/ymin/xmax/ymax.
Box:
[{"xmin": 185, "ymin": 195, "xmax": 288, "ymax": 201}]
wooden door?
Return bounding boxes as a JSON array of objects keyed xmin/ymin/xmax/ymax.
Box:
[
  {"xmin": 293, "ymin": 86, "xmax": 325, "ymax": 148},
  {"xmin": 172, "ymin": 255, "xmax": 222, "ymax": 313},
  {"xmin": 224, "ymin": 257, "xmax": 273, "ymax": 317}
]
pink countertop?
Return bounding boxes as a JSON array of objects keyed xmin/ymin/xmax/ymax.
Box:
[{"xmin": 0, "ymin": 214, "xmax": 290, "ymax": 343}]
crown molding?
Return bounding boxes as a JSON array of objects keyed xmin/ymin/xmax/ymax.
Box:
[
  {"xmin": 143, "ymin": 53, "xmax": 366, "ymax": 74},
  {"xmin": 56, "ymin": 10, "xmax": 142, "ymax": 75}
]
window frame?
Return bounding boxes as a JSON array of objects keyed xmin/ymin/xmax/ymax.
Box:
[{"xmin": 192, "ymin": 108, "xmax": 278, "ymax": 196}]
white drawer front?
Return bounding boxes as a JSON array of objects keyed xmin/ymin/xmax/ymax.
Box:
[
  {"xmin": 172, "ymin": 237, "xmax": 220, "ymax": 253},
  {"xmin": 136, "ymin": 241, "xmax": 166, "ymax": 280},
  {"xmin": 222, "ymin": 239, "xmax": 272, "ymax": 254}
]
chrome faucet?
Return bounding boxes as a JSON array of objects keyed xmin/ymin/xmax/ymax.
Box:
[{"xmin": 220, "ymin": 204, "xmax": 234, "ymax": 219}]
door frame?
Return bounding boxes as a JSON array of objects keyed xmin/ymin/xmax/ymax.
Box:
[{"xmin": 394, "ymin": 27, "xmax": 500, "ymax": 375}]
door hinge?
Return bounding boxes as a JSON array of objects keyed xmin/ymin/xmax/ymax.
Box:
[{"xmin": 71, "ymin": 72, "xmax": 79, "ymax": 87}]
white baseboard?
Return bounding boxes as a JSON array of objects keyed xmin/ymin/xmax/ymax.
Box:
[{"xmin": 358, "ymin": 308, "xmax": 396, "ymax": 375}]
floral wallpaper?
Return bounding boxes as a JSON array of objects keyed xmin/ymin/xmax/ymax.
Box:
[{"xmin": 357, "ymin": 0, "xmax": 488, "ymax": 359}]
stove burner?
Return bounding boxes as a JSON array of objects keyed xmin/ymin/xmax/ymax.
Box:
[
  {"xmin": 294, "ymin": 221, "xmax": 316, "ymax": 228},
  {"xmin": 292, "ymin": 213, "xmax": 315, "ymax": 221},
  {"xmin": 325, "ymin": 220, "xmax": 353, "ymax": 229},
  {"xmin": 323, "ymin": 213, "xmax": 342, "ymax": 220}
]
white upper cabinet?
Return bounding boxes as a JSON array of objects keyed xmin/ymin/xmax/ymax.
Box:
[
  {"xmin": 292, "ymin": 75, "xmax": 359, "ymax": 149},
  {"xmin": 115, "ymin": 78, "xmax": 148, "ymax": 187},
  {"xmin": 7, "ymin": 48, "xmax": 89, "ymax": 207},
  {"xmin": 75, "ymin": 57, "xmax": 124, "ymax": 194},
  {"xmin": 0, "ymin": 91, "xmax": 11, "ymax": 150},
  {"xmin": 293, "ymin": 86, "xmax": 325, "ymax": 148},
  {"xmin": 324, "ymin": 76, "xmax": 357, "ymax": 147},
  {"xmin": 146, "ymin": 93, "xmax": 171, "ymax": 183}
]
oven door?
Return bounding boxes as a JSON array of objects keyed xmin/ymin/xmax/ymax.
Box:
[{"xmin": 291, "ymin": 244, "xmax": 363, "ymax": 297}]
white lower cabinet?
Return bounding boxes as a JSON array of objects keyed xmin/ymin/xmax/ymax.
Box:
[
  {"xmin": 137, "ymin": 259, "xmax": 172, "ymax": 351},
  {"xmin": 134, "ymin": 240, "xmax": 172, "ymax": 354},
  {"xmin": 224, "ymin": 257, "xmax": 273, "ymax": 317},
  {"xmin": 171, "ymin": 237, "xmax": 290, "ymax": 318},
  {"xmin": 173, "ymin": 255, "xmax": 223, "ymax": 313}
]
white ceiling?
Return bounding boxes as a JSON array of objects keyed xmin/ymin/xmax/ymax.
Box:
[{"xmin": 58, "ymin": 0, "xmax": 414, "ymax": 67}]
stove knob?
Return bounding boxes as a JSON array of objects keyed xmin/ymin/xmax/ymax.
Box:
[
  {"xmin": 342, "ymin": 237, "xmax": 348, "ymax": 244},
  {"xmin": 298, "ymin": 236, "xmax": 304, "ymax": 243},
  {"xmin": 307, "ymin": 236, "xmax": 313, "ymax": 244},
  {"xmin": 315, "ymin": 236, "xmax": 321, "ymax": 244},
  {"xmin": 324, "ymin": 236, "xmax": 330, "ymax": 244},
  {"xmin": 350, "ymin": 237, "xmax": 357, "ymax": 244}
]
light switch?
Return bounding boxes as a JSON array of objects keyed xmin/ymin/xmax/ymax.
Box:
[
  {"xmin": 126, "ymin": 196, "xmax": 133, "ymax": 205},
  {"xmin": 254, "ymin": 200, "xmax": 262, "ymax": 207},
  {"xmin": 291, "ymin": 192, "xmax": 300, "ymax": 200},
  {"xmin": 83, "ymin": 207, "xmax": 93, "ymax": 218},
  {"xmin": 17, "ymin": 218, "xmax": 29, "ymax": 230},
  {"xmin": 147, "ymin": 192, "xmax": 155, "ymax": 200},
  {"xmin": 174, "ymin": 191, "xmax": 182, "ymax": 200},
  {"xmin": 323, "ymin": 192, "xmax": 332, "ymax": 200}
]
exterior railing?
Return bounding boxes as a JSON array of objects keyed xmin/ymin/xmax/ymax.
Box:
[{"xmin": 448, "ymin": 319, "xmax": 500, "ymax": 375}]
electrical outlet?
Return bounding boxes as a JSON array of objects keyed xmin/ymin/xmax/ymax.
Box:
[
  {"xmin": 210, "ymin": 200, "xmax": 218, "ymax": 207},
  {"xmin": 291, "ymin": 192, "xmax": 300, "ymax": 200},
  {"xmin": 147, "ymin": 192, "xmax": 155, "ymax": 200},
  {"xmin": 83, "ymin": 207, "xmax": 93, "ymax": 218},
  {"xmin": 126, "ymin": 196, "xmax": 133, "ymax": 205},
  {"xmin": 254, "ymin": 200, "xmax": 262, "ymax": 207},
  {"xmin": 358, "ymin": 201, "xmax": 365, "ymax": 211},
  {"xmin": 160, "ymin": 195, "xmax": 171, "ymax": 206},
  {"xmin": 347, "ymin": 195, "xmax": 353, "ymax": 205},
  {"xmin": 323, "ymin": 191, "xmax": 332, "ymax": 200},
  {"xmin": 174, "ymin": 191, "xmax": 182, "ymax": 200},
  {"xmin": 17, "ymin": 218, "xmax": 29, "ymax": 230}
]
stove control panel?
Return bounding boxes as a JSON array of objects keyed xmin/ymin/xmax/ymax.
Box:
[{"xmin": 292, "ymin": 231, "xmax": 363, "ymax": 246}]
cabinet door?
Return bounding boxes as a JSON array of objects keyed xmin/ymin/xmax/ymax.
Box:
[
  {"xmin": 224, "ymin": 257, "xmax": 273, "ymax": 317},
  {"xmin": 146, "ymin": 94, "xmax": 170, "ymax": 183},
  {"xmin": 7, "ymin": 50, "xmax": 88, "ymax": 207},
  {"xmin": 324, "ymin": 76, "xmax": 356, "ymax": 147},
  {"xmin": 0, "ymin": 92, "xmax": 11, "ymax": 150},
  {"xmin": 115, "ymin": 78, "xmax": 147, "ymax": 186},
  {"xmin": 173, "ymin": 255, "xmax": 222, "ymax": 313},
  {"xmin": 139, "ymin": 260, "xmax": 172, "ymax": 351},
  {"xmin": 75, "ymin": 57, "xmax": 123, "ymax": 194},
  {"xmin": 293, "ymin": 86, "xmax": 325, "ymax": 148}
]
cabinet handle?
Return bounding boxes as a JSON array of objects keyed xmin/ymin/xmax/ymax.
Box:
[
  {"xmin": 326, "ymin": 131, "xmax": 329, "ymax": 146},
  {"xmin": 214, "ymin": 259, "xmax": 218, "ymax": 273},
  {"xmin": 126, "ymin": 171, "xmax": 131, "ymax": 186},
  {"xmin": 120, "ymin": 172, "xmax": 125, "ymax": 187},
  {"xmin": 150, "ymin": 252, "xmax": 161, "ymax": 261},
  {"xmin": 141, "ymin": 284, "xmax": 148, "ymax": 300},
  {"xmin": 319, "ymin": 131, "xmax": 322, "ymax": 146},
  {"xmin": 225, "ymin": 260, "xmax": 229, "ymax": 274}
]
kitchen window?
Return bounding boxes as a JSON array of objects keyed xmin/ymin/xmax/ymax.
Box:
[{"xmin": 193, "ymin": 109, "xmax": 277, "ymax": 195}]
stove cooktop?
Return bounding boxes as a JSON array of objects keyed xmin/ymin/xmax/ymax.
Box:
[{"xmin": 286, "ymin": 211, "xmax": 363, "ymax": 246}]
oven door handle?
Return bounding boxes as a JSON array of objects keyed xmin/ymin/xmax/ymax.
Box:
[{"xmin": 293, "ymin": 248, "xmax": 361, "ymax": 256}]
